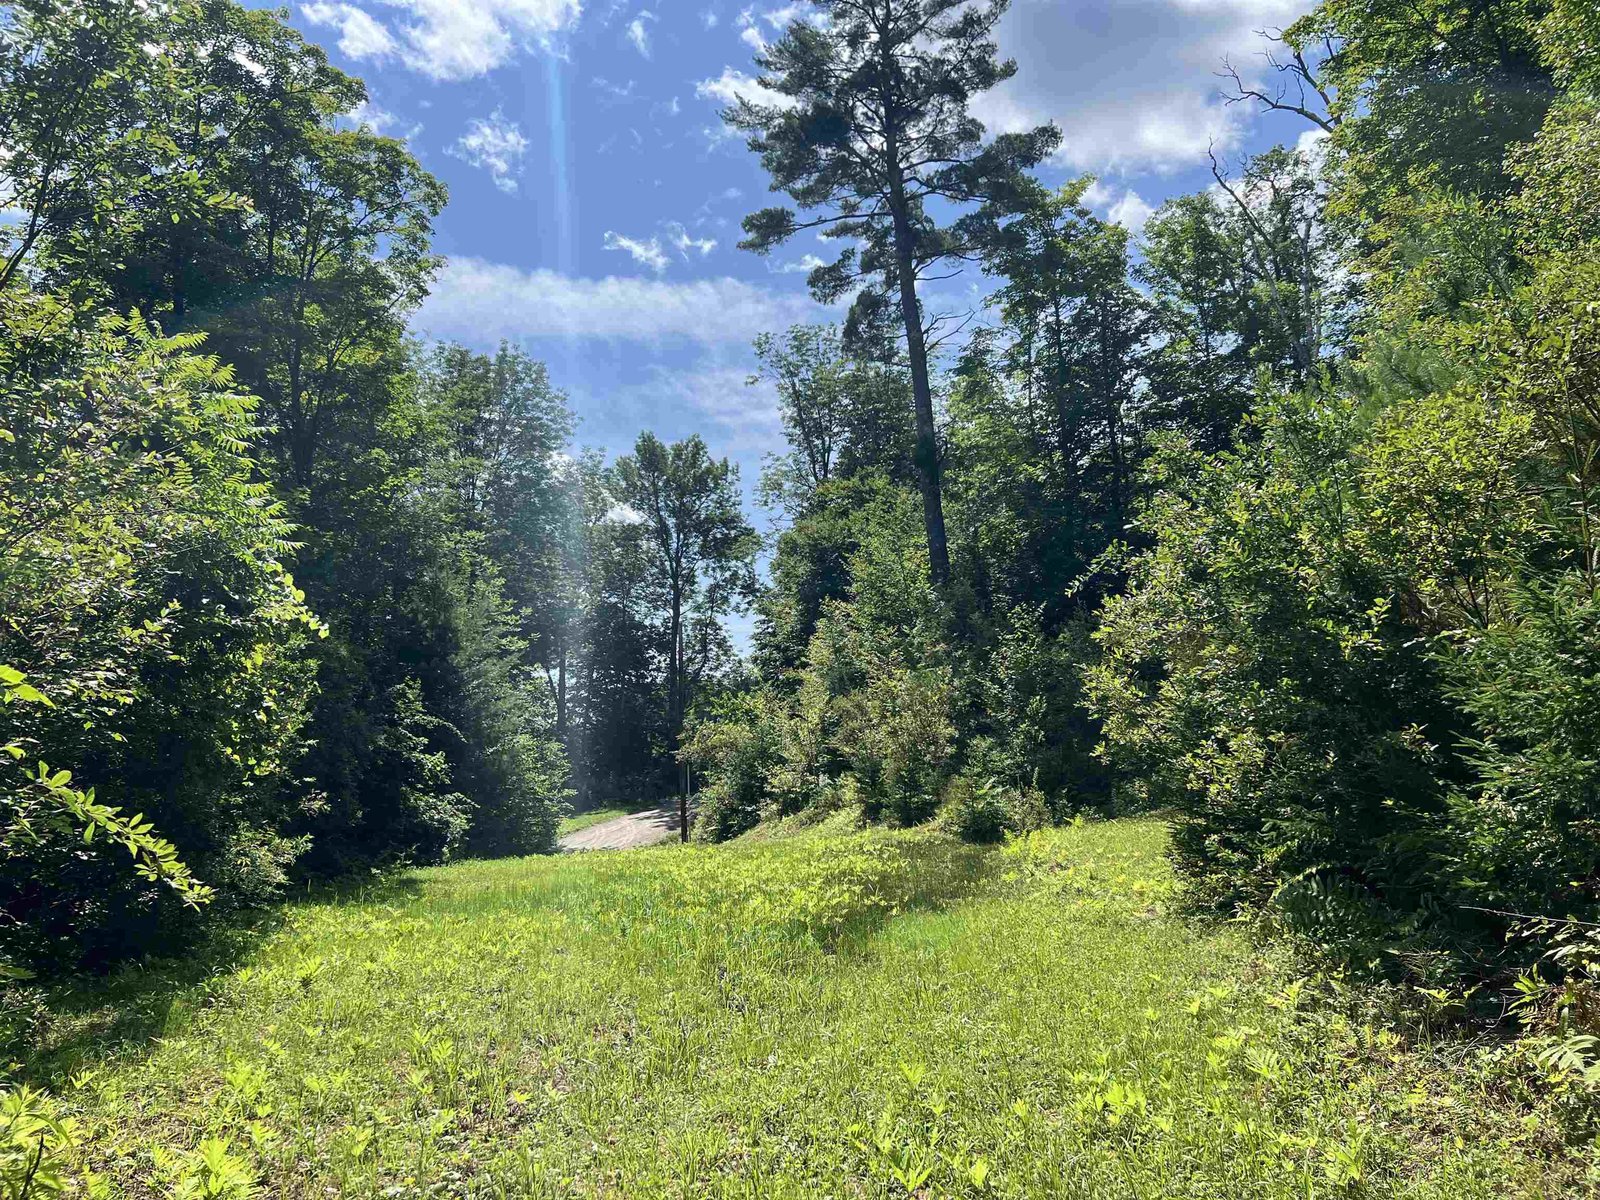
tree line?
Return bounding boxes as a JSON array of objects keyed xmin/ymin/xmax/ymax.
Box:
[
  {"xmin": 0, "ymin": 0, "xmax": 756, "ymax": 973},
  {"xmin": 5, "ymin": 0, "xmax": 1599, "ymax": 986},
  {"xmin": 687, "ymin": 0, "xmax": 1600, "ymax": 977}
]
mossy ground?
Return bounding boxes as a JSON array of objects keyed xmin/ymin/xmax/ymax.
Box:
[{"xmin": 22, "ymin": 818, "xmax": 1579, "ymax": 1197}]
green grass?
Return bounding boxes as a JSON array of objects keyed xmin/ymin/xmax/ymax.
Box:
[{"xmin": 21, "ymin": 818, "xmax": 1577, "ymax": 1197}]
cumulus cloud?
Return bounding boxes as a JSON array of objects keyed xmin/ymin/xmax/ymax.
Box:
[
  {"xmin": 302, "ymin": 1, "xmax": 397, "ymax": 59},
  {"xmin": 1107, "ymin": 189, "xmax": 1156, "ymax": 235},
  {"xmin": 375, "ymin": 0, "xmax": 582, "ymax": 80},
  {"xmin": 1295, "ymin": 125, "xmax": 1332, "ymax": 171},
  {"xmin": 971, "ymin": 0, "xmax": 1309, "ymax": 173},
  {"xmin": 760, "ymin": 2, "xmax": 811, "ymax": 28},
  {"xmin": 774, "ymin": 253, "xmax": 827, "ymax": 274},
  {"xmin": 341, "ymin": 99, "xmax": 397, "ymax": 132},
  {"xmin": 736, "ymin": 6, "xmax": 767, "ymax": 51},
  {"xmin": 413, "ymin": 257, "xmax": 826, "ymax": 344},
  {"xmin": 604, "ymin": 501, "xmax": 647, "ymax": 524},
  {"xmin": 695, "ymin": 67, "xmax": 792, "ymax": 111},
  {"xmin": 448, "ymin": 110, "xmax": 529, "ymax": 193}
]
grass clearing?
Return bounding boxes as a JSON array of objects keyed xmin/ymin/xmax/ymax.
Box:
[{"xmin": 22, "ymin": 818, "xmax": 1575, "ymax": 1197}]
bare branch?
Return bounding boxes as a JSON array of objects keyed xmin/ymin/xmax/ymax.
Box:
[{"xmin": 1217, "ymin": 38, "xmax": 1337, "ymax": 133}]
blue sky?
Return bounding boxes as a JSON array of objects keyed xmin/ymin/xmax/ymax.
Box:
[{"xmin": 286, "ymin": 0, "xmax": 1317, "ymax": 546}]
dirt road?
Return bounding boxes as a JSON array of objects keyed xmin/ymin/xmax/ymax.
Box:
[{"xmin": 558, "ymin": 801, "xmax": 685, "ymax": 852}]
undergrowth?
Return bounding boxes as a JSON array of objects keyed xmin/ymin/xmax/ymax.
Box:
[{"xmin": 5, "ymin": 819, "xmax": 1588, "ymax": 1197}]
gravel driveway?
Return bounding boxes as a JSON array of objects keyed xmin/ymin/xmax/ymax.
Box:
[{"xmin": 558, "ymin": 801, "xmax": 685, "ymax": 852}]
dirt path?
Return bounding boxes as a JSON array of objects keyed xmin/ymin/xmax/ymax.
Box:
[{"xmin": 558, "ymin": 801, "xmax": 684, "ymax": 852}]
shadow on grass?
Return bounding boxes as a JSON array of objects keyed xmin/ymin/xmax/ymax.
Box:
[
  {"xmin": 817, "ymin": 837, "xmax": 999, "ymax": 956},
  {"xmin": 12, "ymin": 871, "xmax": 427, "ymax": 1089}
]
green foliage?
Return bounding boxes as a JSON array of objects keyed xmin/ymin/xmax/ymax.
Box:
[
  {"xmin": 730, "ymin": 0, "xmax": 1062, "ymax": 587},
  {"xmin": 832, "ymin": 639, "xmax": 955, "ymax": 827},
  {"xmin": 0, "ymin": 298, "xmax": 316, "ymax": 968},
  {"xmin": 612, "ymin": 431, "xmax": 759, "ymax": 769},
  {"xmin": 1069, "ymin": 0, "xmax": 1600, "ymax": 978},
  {"xmin": 13, "ymin": 818, "xmax": 1579, "ymax": 1195},
  {"xmin": 0, "ymin": 0, "xmax": 587, "ymax": 965},
  {"xmin": 1088, "ymin": 390, "xmax": 1452, "ymax": 917},
  {"xmin": 1140, "ymin": 146, "xmax": 1351, "ymax": 440},
  {"xmin": 937, "ymin": 774, "xmax": 1052, "ymax": 844},
  {"xmin": 1, "ymin": 670, "xmax": 212, "ymax": 939},
  {"xmin": 936, "ymin": 775, "xmax": 1009, "ymax": 843},
  {"xmin": 1444, "ymin": 577, "xmax": 1600, "ymax": 914},
  {"xmin": 1293, "ymin": 0, "xmax": 1553, "ymax": 228},
  {"xmin": 0, "ymin": 1084, "xmax": 87, "ymax": 1199},
  {"xmin": 682, "ymin": 692, "xmax": 786, "ymax": 842}
]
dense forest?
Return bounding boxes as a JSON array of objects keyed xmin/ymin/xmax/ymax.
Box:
[
  {"xmin": 0, "ymin": 0, "xmax": 772, "ymax": 972},
  {"xmin": 8, "ymin": 0, "xmax": 1600, "ymax": 1190},
  {"xmin": 690, "ymin": 0, "xmax": 1600, "ymax": 985},
  {"xmin": 5, "ymin": 0, "xmax": 1600, "ymax": 966},
  {"xmin": 5, "ymin": 0, "xmax": 1600, "ymax": 1145}
]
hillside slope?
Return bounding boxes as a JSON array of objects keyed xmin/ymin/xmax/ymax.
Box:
[{"xmin": 24, "ymin": 819, "xmax": 1570, "ymax": 1197}]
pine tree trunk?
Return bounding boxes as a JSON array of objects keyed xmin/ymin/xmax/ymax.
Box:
[{"xmin": 889, "ymin": 195, "xmax": 951, "ymax": 588}]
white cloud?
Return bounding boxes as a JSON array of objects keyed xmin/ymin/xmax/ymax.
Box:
[
  {"xmin": 383, "ymin": 0, "xmax": 583, "ymax": 81},
  {"xmin": 1295, "ymin": 125, "xmax": 1331, "ymax": 172},
  {"xmin": 341, "ymin": 99, "xmax": 397, "ymax": 132},
  {"xmin": 230, "ymin": 46, "xmax": 269, "ymax": 78},
  {"xmin": 449, "ymin": 109, "xmax": 529, "ymax": 193},
  {"xmin": 625, "ymin": 365, "xmax": 786, "ymax": 456},
  {"xmin": 736, "ymin": 6, "xmax": 768, "ymax": 51},
  {"xmin": 774, "ymin": 253, "xmax": 826, "ymax": 274},
  {"xmin": 702, "ymin": 7, "xmax": 719, "ymax": 26},
  {"xmin": 1079, "ymin": 179, "xmax": 1114, "ymax": 209},
  {"xmin": 668, "ymin": 222, "xmax": 718, "ymax": 259},
  {"xmin": 1107, "ymin": 189, "xmax": 1155, "ymax": 235},
  {"xmin": 592, "ymin": 76, "xmax": 637, "ymax": 102},
  {"xmin": 626, "ymin": 9, "xmax": 655, "ymax": 56},
  {"xmin": 414, "ymin": 257, "xmax": 826, "ymax": 344},
  {"xmin": 603, "ymin": 230, "xmax": 671, "ymax": 272},
  {"xmin": 698, "ymin": 0, "xmax": 1306, "ymax": 168},
  {"xmin": 761, "ymin": 2, "xmax": 816, "ymax": 28},
  {"xmin": 604, "ymin": 501, "xmax": 647, "ymax": 524},
  {"xmin": 694, "ymin": 67, "xmax": 792, "ymax": 111},
  {"xmin": 971, "ymin": 0, "xmax": 1311, "ymax": 173},
  {"xmin": 302, "ymin": 1, "xmax": 398, "ymax": 58}
]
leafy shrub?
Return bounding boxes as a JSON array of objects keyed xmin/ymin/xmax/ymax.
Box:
[
  {"xmin": 0, "ymin": 1085, "xmax": 85, "ymax": 1198},
  {"xmin": 1090, "ymin": 228, "xmax": 1600, "ymax": 957},
  {"xmin": 1087, "ymin": 392, "xmax": 1454, "ymax": 917},
  {"xmin": 1006, "ymin": 785, "xmax": 1051, "ymax": 833},
  {"xmin": 451, "ymin": 584, "xmax": 569, "ymax": 858},
  {"xmin": 939, "ymin": 776, "xmax": 1051, "ymax": 843},
  {"xmin": 937, "ymin": 775, "xmax": 1010, "ymax": 843},
  {"xmin": 964, "ymin": 610, "xmax": 1111, "ymax": 812},
  {"xmin": 683, "ymin": 692, "xmax": 785, "ymax": 842},
  {"xmin": 0, "ymin": 298, "xmax": 317, "ymax": 968},
  {"xmin": 1481, "ymin": 919, "xmax": 1600, "ymax": 1136}
]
